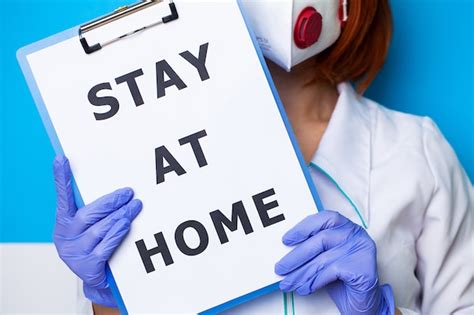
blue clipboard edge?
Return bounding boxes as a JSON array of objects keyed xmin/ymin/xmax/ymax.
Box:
[{"xmin": 15, "ymin": 1, "xmax": 324, "ymax": 313}]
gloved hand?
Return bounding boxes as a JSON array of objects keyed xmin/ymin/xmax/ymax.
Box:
[
  {"xmin": 275, "ymin": 210, "xmax": 395, "ymax": 315},
  {"xmin": 53, "ymin": 155, "xmax": 143, "ymax": 307}
]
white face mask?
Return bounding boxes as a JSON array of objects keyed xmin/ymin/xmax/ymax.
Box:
[{"xmin": 241, "ymin": 0, "xmax": 347, "ymax": 71}]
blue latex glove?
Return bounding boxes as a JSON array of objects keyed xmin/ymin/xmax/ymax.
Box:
[
  {"xmin": 53, "ymin": 155, "xmax": 142, "ymax": 307},
  {"xmin": 275, "ymin": 210, "xmax": 395, "ymax": 315}
]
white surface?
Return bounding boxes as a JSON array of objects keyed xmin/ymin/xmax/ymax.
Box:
[
  {"xmin": 0, "ymin": 243, "xmax": 81, "ymax": 314},
  {"xmin": 24, "ymin": 0, "xmax": 318, "ymax": 313}
]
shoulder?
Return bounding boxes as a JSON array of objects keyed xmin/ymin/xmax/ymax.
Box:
[
  {"xmin": 365, "ymin": 98, "xmax": 430, "ymax": 156},
  {"xmin": 363, "ymin": 96, "xmax": 470, "ymax": 192}
]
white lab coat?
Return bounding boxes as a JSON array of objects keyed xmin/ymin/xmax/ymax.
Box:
[{"xmin": 78, "ymin": 82, "xmax": 474, "ymax": 314}]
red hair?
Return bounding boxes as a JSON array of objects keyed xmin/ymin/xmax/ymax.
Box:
[{"xmin": 313, "ymin": 0, "xmax": 393, "ymax": 93}]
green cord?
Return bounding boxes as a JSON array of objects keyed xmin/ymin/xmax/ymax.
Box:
[
  {"xmin": 309, "ymin": 162, "xmax": 368, "ymax": 229},
  {"xmin": 291, "ymin": 292, "xmax": 295, "ymax": 315},
  {"xmin": 282, "ymin": 292, "xmax": 295, "ymax": 315}
]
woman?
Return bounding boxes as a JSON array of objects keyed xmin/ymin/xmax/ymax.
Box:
[{"xmin": 52, "ymin": 0, "xmax": 473, "ymax": 314}]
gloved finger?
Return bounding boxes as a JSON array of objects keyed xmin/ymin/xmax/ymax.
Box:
[
  {"xmin": 282, "ymin": 210, "xmax": 350, "ymax": 246},
  {"xmin": 276, "ymin": 223, "xmax": 361, "ymax": 275},
  {"xmin": 295, "ymin": 263, "xmax": 340, "ymax": 296},
  {"xmin": 73, "ymin": 187, "xmax": 134, "ymax": 233},
  {"xmin": 92, "ymin": 218, "xmax": 131, "ymax": 262},
  {"xmin": 83, "ymin": 199, "xmax": 143, "ymax": 253},
  {"xmin": 53, "ymin": 155, "xmax": 77, "ymax": 217},
  {"xmin": 279, "ymin": 246, "xmax": 341, "ymax": 293}
]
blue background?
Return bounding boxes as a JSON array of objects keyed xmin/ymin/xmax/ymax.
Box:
[{"xmin": 1, "ymin": 0, "xmax": 472, "ymax": 242}]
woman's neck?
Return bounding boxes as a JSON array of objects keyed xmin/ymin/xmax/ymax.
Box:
[{"xmin": 267, "ymin": 58, "xmax": 339, "ymax": 162}]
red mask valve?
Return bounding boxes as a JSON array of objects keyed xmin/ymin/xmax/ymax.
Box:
[{"xmin": 294, "ymin": 7, "xmax": 323, "ymax": 49}]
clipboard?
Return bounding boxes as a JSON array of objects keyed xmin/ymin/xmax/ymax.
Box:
[{"xmin": 17, "ymin": 0, "xmax": 324, "ymax": 313}]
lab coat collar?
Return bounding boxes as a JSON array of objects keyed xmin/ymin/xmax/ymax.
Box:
[{"xmin": 311, "ymin": 82, "xmax": 372, "ymax": 227}]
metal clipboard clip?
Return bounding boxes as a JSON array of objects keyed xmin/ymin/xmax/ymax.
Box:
[{"xmin": 79, "ymin": 0, "xmax": 178, "ymax": 54}]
